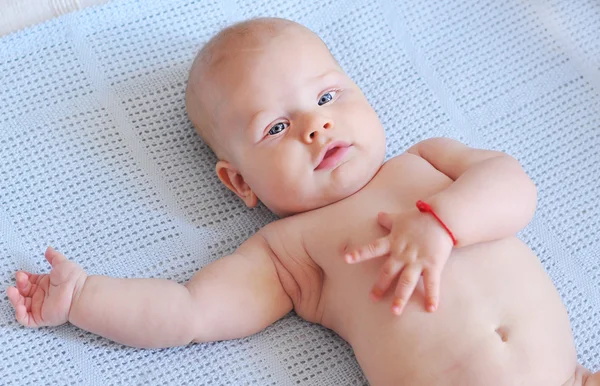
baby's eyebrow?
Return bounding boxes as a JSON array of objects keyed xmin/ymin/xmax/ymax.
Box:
[
  {"xmin": 315, "ymin": 69, "xmax": 343, "ymax": 86},
  {"xmin": 246, "ymin": 110, "xmax": 271, "ymax": 136}
]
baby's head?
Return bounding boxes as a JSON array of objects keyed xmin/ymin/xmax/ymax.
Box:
[{"xmin": 185, "ymin": 18, "xmax": 386, "ymax": 217}]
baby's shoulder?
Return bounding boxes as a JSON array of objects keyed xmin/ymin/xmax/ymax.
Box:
[
  {"xmin": 384, "ymin": 150, "xmax": 425, "ymax": 166},
  {"xmin": 258, "ymin": 215, "xmax": 310, "ymax": 257},
  {"xmin": 375, "ymin": 151, "xmax": 432, "ymax": 180},
  {"xmin": 258, "ymin": 213, "xmax": 324, "ymax": 321}
]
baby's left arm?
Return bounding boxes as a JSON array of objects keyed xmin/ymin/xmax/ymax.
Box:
[
  {"xmin": 406, "ymin": 137, "xmax": 538, "ymax": 247},
  {"xmin": 344, "ymin": 137, "xmax": 537, "ymax": 314}
]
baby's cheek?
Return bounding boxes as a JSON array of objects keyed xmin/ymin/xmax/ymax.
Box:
[{"xmin": 261, "ymin": 172, "xmax": 300, "ymax": 200}]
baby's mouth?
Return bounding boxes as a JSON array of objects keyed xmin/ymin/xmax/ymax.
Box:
[
  {"xmin": 315, "ymin": 142, "xmax": 352, "ymax": 171},
  {"xmin": 324, "ymin": 147, "xmax": 340, "ymax": 159}
]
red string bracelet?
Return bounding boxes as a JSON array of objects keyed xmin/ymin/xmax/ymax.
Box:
[{"xmin": 416, "ymin": 200, "xmax": 457, "ymax": 246}]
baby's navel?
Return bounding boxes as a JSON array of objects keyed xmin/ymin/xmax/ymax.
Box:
[
  {"xmin": 495, "ymin": 326, "xmax": 509, "ymax": 342},
  {"xmin": 341, "ymin": 239, "xmax": 352, "ymax": 255}
]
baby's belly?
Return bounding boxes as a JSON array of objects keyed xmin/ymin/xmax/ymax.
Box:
[{"xmin": 322, "ymin": 237, "xmax": 577, "ymax": 386}]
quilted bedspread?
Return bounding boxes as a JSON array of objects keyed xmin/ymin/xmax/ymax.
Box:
[{"xmin": 1, "ymin": 0, "xmax": 599, "ymax": 384}]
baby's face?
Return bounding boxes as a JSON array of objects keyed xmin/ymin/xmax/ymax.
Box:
[{"xmin": 206, "ymin": 27, "xmax": 386, "ymax": 216}]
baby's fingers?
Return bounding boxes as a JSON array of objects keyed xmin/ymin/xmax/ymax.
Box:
[
  {"xmin": 392, "ymin": 264, "xmax": 422, "ymax": 316},
  {"xmin": 15, "ymin": 271, "xmax": 35, "ymax": 296},
  {"xmin": 45, "ymin": 246, "xmax": 66, "ymax": 266},
  {"xmin": 370, "ymin": 258, "xmax": 404, "ymax": 301},
  {"xmin": 345, "ymin": 237, "xmax": 390, "ymax": 264},
  {"xmin": 6, "ymin": 287, "xmax": 37, "ymax": 327},
  {"xmin": 423, "ymin": 267, "xmax": 442, "ymax": 312},
  {"xmin": 7, "ymin": 286, "xmax": 24, "ymax": 309}
]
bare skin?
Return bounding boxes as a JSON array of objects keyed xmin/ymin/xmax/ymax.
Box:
[
  {"xmin": 264, "ymin": 154, "xmax": 578, "ymax": 385},
  {"xmin": 7, "ymin": 18, "xmax": 599, "ymax": 385}
]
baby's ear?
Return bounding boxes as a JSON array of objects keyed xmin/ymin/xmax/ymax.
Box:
[{"xmin": 215, "ymin": 161, "xmax": 258, "ymax": 208}]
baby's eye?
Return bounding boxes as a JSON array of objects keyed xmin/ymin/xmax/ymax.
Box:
[
  {"xmin": 318, "ymin": 90, "xmax": 337, "ymax": 106},
  {"xmin": 268, "ymin": 122, "xmax": 289, "ymax": 136}
]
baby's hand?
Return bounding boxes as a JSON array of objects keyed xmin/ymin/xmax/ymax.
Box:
[
  {"xmin": 6, "ymin": 247, "xmax": 87, "ymax": 328},
  {"xmin": 344, "ymin": 209, "xmax": 454, "ymax": 315}
]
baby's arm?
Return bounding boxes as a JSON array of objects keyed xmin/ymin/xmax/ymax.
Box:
[
  {"xmin": 8, "ymin": 234, "xmax": 293, "ymax": 349},
  {"xmin": 344, "ymin": 137, "xmax": 537, "ymax": 314},
  {"xmin": 407, "ymin": 137, "xmax": 538, "ymax": 247}
]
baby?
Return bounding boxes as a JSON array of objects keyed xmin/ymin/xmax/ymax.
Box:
[{"xmin": 6, "ymin": 17, "xmax": 599, "ymax": 386}]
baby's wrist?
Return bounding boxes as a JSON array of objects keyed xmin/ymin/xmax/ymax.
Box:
[
  {"xmin": 416, "ymin": 200, "xmax": 457, "ymax": 246},
  {"xmin": 68, "ymin": 272, "xmax": 89, "ymax": 324}
]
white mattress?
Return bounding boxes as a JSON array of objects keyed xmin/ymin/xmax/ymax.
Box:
[
  {"xmin": 0, "ymin": 0, "xmax": 598, "ymax": 384},
  {"xmin": 0, "ymin": 0, "xmax": 109, "ymax": 37}
]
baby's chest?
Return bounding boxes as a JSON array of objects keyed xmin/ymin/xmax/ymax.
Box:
[
  {"xmin": 270, "ymin": 155, "xmax": 455, "ymax": 322},
  {"xmin": 305, "ymin": 154, "xmax": 454, "ymax": 264}
]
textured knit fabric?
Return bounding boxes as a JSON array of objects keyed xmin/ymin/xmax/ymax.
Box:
[
  {"xmin": 0, "ymin": 0, "xmax": 599, "ymax": 385},
  {"xmin": 0, "ymin": 0, "xmax": 110, "ymax": 37}
]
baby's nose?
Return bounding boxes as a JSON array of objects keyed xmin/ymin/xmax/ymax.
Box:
[{"xmin": 304, "ymin": 116, "xmax": 333, "ymax": 142}]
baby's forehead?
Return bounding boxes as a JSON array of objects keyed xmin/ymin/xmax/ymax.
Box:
[
  {"xmin": 190, "ymin": 20, "xmax": 340, "ymax": 127},
  {"xmin": 205, "ymin": 34, "xmax": 331, "ymax": 91},
  {"xmin": 212, "ymin": 22, "xmax": 327, "ymax": 64},
  {"xmin": 211, "ymin": 20, "xmax": 303, "ymax": 55}
]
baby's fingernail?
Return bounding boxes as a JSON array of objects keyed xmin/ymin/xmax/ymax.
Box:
[
  {"xmin": 392, "ymin": 299, "xmax": 403, "ymax": 315},
  {"xmin": 371, "ymin": 287, "xmax": 383, "ymax": 299},
  {"xmin": 428, "ymin": 304, "xmax": 436, "ymax": 312},
  {"xmin": 346, "ymin": 253, "xmax": 358, "ymax": 263}
]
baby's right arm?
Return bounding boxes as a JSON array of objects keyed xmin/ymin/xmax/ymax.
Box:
[{"xmin": 7, "ymin": 234, "xmax": 293, "ymax": 349}]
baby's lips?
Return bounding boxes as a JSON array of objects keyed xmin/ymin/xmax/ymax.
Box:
[{"xmin": 314, "ymin": 140, "xmax": 351, "ymax": 170}]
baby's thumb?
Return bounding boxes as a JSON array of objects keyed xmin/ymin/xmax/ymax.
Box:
[
  {"xmin": 377, "ymin": 211, "xmax": 393, "ymax": 230},
  {"xmin": 45, "ymin": 246, "xmax": 67, "ymax": 266}
]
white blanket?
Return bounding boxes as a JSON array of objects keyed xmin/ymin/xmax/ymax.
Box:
[
  {"xmin": 0, "ymin": 0, "xmax": 109, "ymax": 37},
  {"xmin": 1, "ymin": 0, "xmax": 598, "ymax": 384}
]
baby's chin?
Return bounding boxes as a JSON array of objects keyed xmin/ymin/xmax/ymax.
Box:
[{"xmin": 269, "ymin": 174, "xmax": 376, "ymax": 217}]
